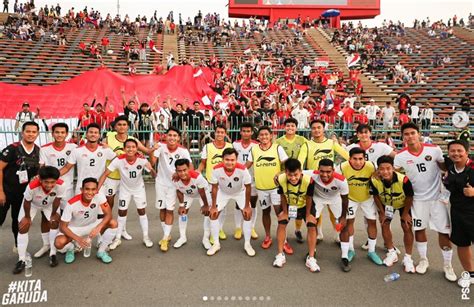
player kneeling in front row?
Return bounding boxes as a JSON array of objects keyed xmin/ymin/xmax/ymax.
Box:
[
  {"xmin": 98, "ymin": 139, "xmax": 155, "ymax": 249},
  {"xmin": 370, "ymin": 155, "xmax": 415, "ymax": 273},
  {"xmin": 274, "ymin": 159, "xmax": 319, "ymax": 272},
  {"xmin": 55, "ymin": 178, "xmax": 117, "ymax": 264},
  {"xmin": 14, "ymin": 166, "xmax": 65, "ymax": 274},
  {"xmin": 173, "ymin": 158, "xmax": 212, "ymax": 249},
  {"xmin": 208, "ymin": 148, "xmax": 255, "ymax": 256},
  {"xmin": 305, "ymin": 159, "xmax": 350, "ymax": 272}
]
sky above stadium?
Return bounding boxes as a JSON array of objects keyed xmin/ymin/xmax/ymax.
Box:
[{"xmin": 31, "ymin": 0, "xmax": 472, "ymax": 26}]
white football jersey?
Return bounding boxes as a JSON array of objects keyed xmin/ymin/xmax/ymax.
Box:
[
  {"xmin": 346, "ymin": 142, "xmax": 393, "ymax": 165},
  {"xmin": 62, "ymin": 193, "xmax": 108, "ymax": 227},
  {"xmin": 210, "ymin": 163, "xmax": 252, "ymax": 195},
  {"xmin": 23, "ymin": 178, "xmax": 66, "ymax": 209},
  {"xmin": 107, "ymin": 155, "xmax": 151, "ymax": 191},
  {"xmin": 174, "ymin": 170, "xmax": 209, "ymax": 199},
  {"xmin": 67, "ymin": 145, "xmax": 116, "ymax": 186},
  {"xmin": 153, "ymin": 144, "xmax": 191, "ymax": 187},
  {"xmin": 304, "ymin": 170, "xmax": 349, "ymax": 202},
  {"xmin": 40, "ymin": 142, "xmax": 77, "ymax": 187},
  {"xmin": 233, "ymin": 140, "xmax": 258, "ymax": 178},
  {"xmin": 394, "ymin": 144, "xmax": 443, "ymax": 201}
]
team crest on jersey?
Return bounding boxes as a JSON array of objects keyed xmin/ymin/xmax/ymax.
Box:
[
  {"xmin": 368, "ymin": 148, "xmax": 375, "ymax": 153},
  {"xmin": 233, "ymin": 177, "xmax": 239, "ymax": 182},
  {"xmin": 90, "ymin": 203, "xmax": 96, "ymax": 209},
  {"xmin": 191, "ymin": 185, "xmax": 196, "ymax": 189},
  {"xmin": 2, "ymin": 149, "xmax": 9, "ymax": 156},
  {"xmin": 49, "ymin": 192, "xmax": 56, "ymax": 197},
  {"xmin": 97, "ymin": 152, "xmax": 103, "ymax": 157},
  {"xmin": 66, "ymin": 150, "xmax": 71, "ymax": 155},
  {"xmin": 175, "ymin": 154, "xmax": 180, "ymax": 159},
  {"xmin": 425, "ymin": 155, "xmax": 432, "ymax": 161},
  {"xmin": 331, "ymin": 186, "xmax": 338, "ymax": 190},
  {"xmin": 137, "ymin": 165, "xmax": 142, "ymax": 170}
]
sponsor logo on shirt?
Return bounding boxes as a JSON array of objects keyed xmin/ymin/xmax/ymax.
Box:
[{"xmin": 256, "ymin": 156, "xmax": 277, "ymax": 167}]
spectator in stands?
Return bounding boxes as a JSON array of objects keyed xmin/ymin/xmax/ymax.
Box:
[
  {"xmin": 228, "ymin": 105, "xmax": 244, "ymax": 142},
  {"xmin": 460, "ymin": 93, "xmax": 471, "ymax": 115},
  {"xmin": 420, "ymin": 103, "xmax": 434, "ymax": 134},
  {"xmin": 102, "ymin": 104, "xmax": 118, "ymax": 131},
  {"xmin": 101, "ymin": 36, "xmax": 110, "ymax": 55},
  {"xmin": 138, "ymin": 103, "xmax": 153, "ymax": 147},
  {"xmin": 291, "ymin": 101, "xmax": 311, "ymax": 130},
  {"xmin": 14, "ymin": 102, "xmax": 39, "ymax": 132},
  {"xmin": 366, "ymin": 98, "xmax": 380, "ymax": 128},
  {"xmin": 302, "ymin": 63, "xmax": 311, "ymax": 85},
  {"xmin": 409, "ymin": 102, "xmax": 420, "ymax": 125},
  {"xmin": 186, "ymin": 101, "xmax": 205, "ymax": 141},
  {"xmin": 442, "ymin": 54, "xmax": 451, "ymax": 65},
  {"xmin": 77, "ymin": 102, "xmax": 97, "ymax": 130},
  {"xmin": 398, "ymin": 110, "xmax": 410, "ymax": 127},
  {"xmin": 121, "ymin": 88, "xmax": 139, "ymax": 131},
  {"xmin": 354, "ymin": 108, "xmax": 368, "ymax": 125},
  {"xmin": 382, "ymin": 101, "xmax": 396, "ymax": 130},
  {"xmin": 341, "ymin": 102, "xmax": 355, "ymax": 140},
  {"xmin": 3, "ymin": 0, "xmax": 8, "ymax": 13}
]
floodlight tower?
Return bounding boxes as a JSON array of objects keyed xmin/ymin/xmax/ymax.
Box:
[{"xmin": 117, "ymin": 0, "xmax": 120, "ymax": 16}]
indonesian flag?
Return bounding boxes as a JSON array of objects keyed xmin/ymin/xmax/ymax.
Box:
[{"xmin": 347, "ymin": 53, "xmax": 361, "ymax": 68}]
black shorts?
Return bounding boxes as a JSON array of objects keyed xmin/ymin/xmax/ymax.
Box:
[
  {"xmin": 138, "ymin": 132, "xmax": 150, "ymax": 141},
  {"xmin": 450, "ymin": 209, "xmax": 474, "ymax": 247},
  {"xmin": 295, "ymin": 203, "xmax": 316, "ymax": 221}
]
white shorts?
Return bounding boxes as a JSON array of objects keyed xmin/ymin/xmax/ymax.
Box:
[
  {"xmin": 183, "ymin": 192, "xmax": 210, "ymax": 209},
  {"xmin": 155, "ymin": 184, "xmax": 177, "ymax": 210},
  {"xmin": 118, "ymin": 187, "xmax": 147, "ymax": 210},
  {"xmin": 18, "ymin": 205, "xmax": 54, "ymax": 222},
  {"xmin": 314, "ymin": 197, "xmax": 342, "ymax": 219},
  {"xmin": 251, "ymin": 182, "xmax": 257, "ymax": 197},
  {"xmin": 216, "ymin": 191, "xmax": 246, "ymax": 212},
  {"xmin": 60, "ymin": 187, "xmax": 75, "ymax": 210},
  {"xmin": 100, "ymin": 178, "xmax": 120, "ymax": 197},
  {"xmin": 257, "ymin": 189, "xmax": 281, "ymax": 210},
  {"xmin": 347, "ymin": 198, "xmax": 377, "ymax": 220},
  {"xmin": 411, "ymin": 199, "xmax": 450, "ymax": 234},
  {"xmin": 60, "ymin": 220, "xmax": 102, "ymax": 238}
]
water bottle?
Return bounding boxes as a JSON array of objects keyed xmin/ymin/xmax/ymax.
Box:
[
  {"xmin": 181, "ymin": 215, "xmax": 188, "ymax": 222},
  {"xmin": 83, "ymin": 237, "xmax": 92, "ymax": 258},
  {"xmin": 384, "ymin": 272, "xmax": 400, "ymax": 282},
  {"xmin": 25, "ymin": 253, "xmax": 33, "ymax": 278}
]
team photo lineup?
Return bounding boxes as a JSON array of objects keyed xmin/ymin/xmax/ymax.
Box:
[
  {"xmin": 0, "ymin": 0, "xmax": 473, "ymax": 304},
  {"xmin": 1, "ymin": 117, "xmax": 473, "ymax": 285}
]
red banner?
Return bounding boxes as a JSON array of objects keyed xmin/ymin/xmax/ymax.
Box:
[{"xmin": 0, "ymin": 65, "xmax": 216, "ymax": 118}]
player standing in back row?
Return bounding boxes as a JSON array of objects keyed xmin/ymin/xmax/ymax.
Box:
[
  {"xmin": 394, "ymin": 122, "xmax": 456, "ymax": 282},
  {"xmin": 98, "ymin": 139, "xmax": 156, "ymax": 250},
  {"xmin": 197, "ymin": 125, "xmax": 233, "ymax": 242},
  {"xmin": 36, "ymin": 123, "xmax": 77, "ymax": 258},
  {"xmin": 275, "ymin": 118, "xmax": 307, "ymax": 245},
  {"xmin": 246, "ymin": 126, "xmax": 289, "ymax": 251},
  {"xmin": 152, "ymin": 127, "xmax": 191, "ymax": 252},
  {"xmin": 298, "ymin": 119, "xmax": 349, "ymax": 243},
  {"xmin": 232, "ymin": 122, "xmax": 259, "ymax": 241}
]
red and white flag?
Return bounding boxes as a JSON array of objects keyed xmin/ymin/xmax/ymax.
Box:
[{"xmin": 347, "ymin": 53, "xmax": 360, "ymax": 68}]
